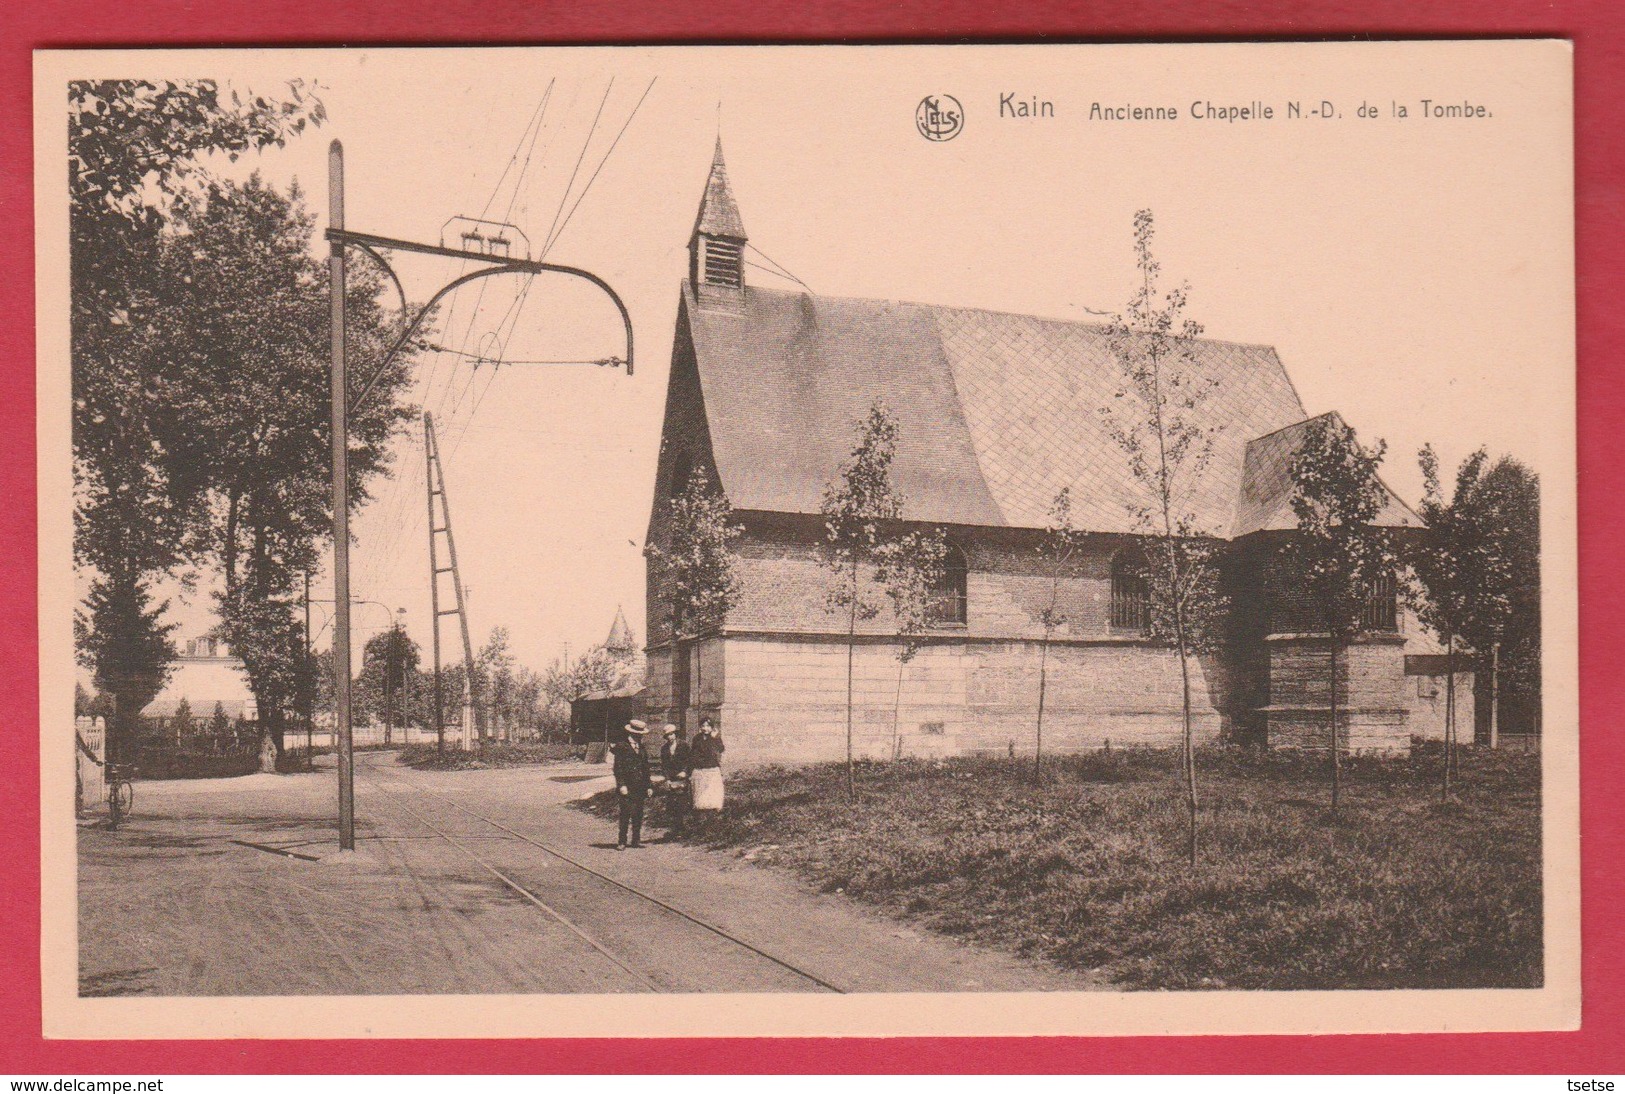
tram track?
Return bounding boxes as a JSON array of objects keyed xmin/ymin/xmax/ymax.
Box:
[{"xmin": 358, "ymin": 754, "xmax": 846, "ymax": 994}]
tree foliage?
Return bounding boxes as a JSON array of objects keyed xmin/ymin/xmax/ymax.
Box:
[
  {"xmin": 476, "ymin": 626, "xmax": 519, "ymax": 739},
  {"xmin": 821, "ymin": 402, "xmax": 906, "ymax": 622},
  {"xmin": 71, "ymin": 79, "xmax": 323, "ymax": 760},
  {"xmin": 646, "ymin": 466, "xmax": 743, "ymax": 637},
  {"xmin": 1411, "ymin": 448, "xmax": 1541, "ymax": 747},
  {"xmin": 72, "ymin": 573, "xmax": 177, "ymax": 761},
  {"xmin": 876, "ymin": 527, "xmax": 948, "ymax": 761},
  {"xmin": 877, "ymin": 530, "xmax": 948, "ymax": 661},
  {"xmin": 354, "ymin": 625, "xmax": 421, "ymax": 731},
  {"xmin": 1472, "ymin": 458, "xmax": 1541, "ymax": 727},
  {"xmin": 1031, "ymin": 487, "xmax": 1085, "ymax": 783},
  {"xmin": 1408, "ymin": 445, "xmax": 1488, "ymax": 791},
  {"xmin": 1286, "ymin": 418, "xmax": 1396, "ymax": 640},
  {"xmin": 820, "ymin": 401, "xmax": 910, "ymax": 799},
  {"xmin": 148, "ymin": 176, "xmax": 417, "ymax": 754},
  {"xmin": 1284, "ymin": 415, "xmax": 1398, "ymax": 814},
  {"xmin": 1100, "ymin": 209, "xmax": 1228, "ymax": 862}
]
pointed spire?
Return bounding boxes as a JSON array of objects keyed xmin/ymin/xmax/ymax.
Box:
[
  {"xmin": 605, "ymin": 606, "xmax": 635, "ymax": 654},
  {"xmin": 694, "ymin": 137, "xmax": 747, "ymax": 241}
]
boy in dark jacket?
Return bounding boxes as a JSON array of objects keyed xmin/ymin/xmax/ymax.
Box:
[{"xmin": 610, "ymin": 720, "xmax": 652, "ymax": 849}]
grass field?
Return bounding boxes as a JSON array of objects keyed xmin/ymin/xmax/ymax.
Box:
[{"xmin": 602, "ymin": 747, "xmax": 1543, "ymax": 991}]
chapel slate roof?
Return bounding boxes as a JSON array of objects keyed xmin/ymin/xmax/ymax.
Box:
[
  {"xmin": 1231, "ymin": 412, "xmax": 1420, "ymax": 536},
  {"xmin": 682, "ymin": 283, "xmax": 1334, "ymax": 538}
]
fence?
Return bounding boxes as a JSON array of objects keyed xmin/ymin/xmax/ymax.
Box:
[{"xmin": 75, "ymin": 716, "xmax": 105, "ymax": 817}]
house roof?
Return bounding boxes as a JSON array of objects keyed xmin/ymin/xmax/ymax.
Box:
[
  {"xmin": 693, "ymin": 139, "xmax": 747, "ymax": 241},
  {"xmin": 1232, "ymin": 412, "xmax": 1420, "ymax": 536},
  {"xmin": 682, "ymin": 283, "xmax": 1329, "ymax": 536},
  {"xmin": 575, "ymin": 683, "xmax": 648, "ymax": 703}
]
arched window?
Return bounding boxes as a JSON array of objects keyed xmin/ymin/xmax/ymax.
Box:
[
  {"xmin": 1360, "ymin": 570, "xmax": 1398, "ymax": 631},
  {"xmin": 1111, "ymin": 550, "xmax": 1149, "ymax": 633},
  {"xmin": 927, "ymin": 545, "xmax": 968, "ymax": 625}
]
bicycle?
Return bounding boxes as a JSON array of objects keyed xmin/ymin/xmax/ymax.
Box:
[{"xmin": 105, "ymin": 762, "xmax": 134, "ymax": 830}]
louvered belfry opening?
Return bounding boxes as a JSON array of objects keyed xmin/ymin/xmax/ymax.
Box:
[{"xmin": 702, "ymin": 237, "xmax": 743, "ymax": 288}]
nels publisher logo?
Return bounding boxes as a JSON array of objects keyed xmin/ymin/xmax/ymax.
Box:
[{"xmin": 915, "ymin": 94, "xmax": 964, "ymax": 141}]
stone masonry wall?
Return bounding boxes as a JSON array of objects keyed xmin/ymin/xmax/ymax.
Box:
[
  {"xmin": 1263, "ymin": 635, "xmax": 1412, "ymax": 753},
  {"xmin": 677, "ymin": 635, "xmax": 1223, "ymax": 768}
]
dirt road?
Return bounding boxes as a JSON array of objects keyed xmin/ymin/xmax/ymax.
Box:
[{"xmin": 77, "ymin": 753, "xmax": 1094, "ymax": 996}]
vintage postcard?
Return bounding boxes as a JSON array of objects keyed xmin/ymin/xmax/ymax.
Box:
[{"xmin": 34, "ymin": 41, "xmax": 1577, "ymax": 1039}]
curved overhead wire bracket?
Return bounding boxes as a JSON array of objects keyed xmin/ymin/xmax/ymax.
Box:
[{"xmin": 328, "ymin": 227, "xmax": 636, "ymax": 414}]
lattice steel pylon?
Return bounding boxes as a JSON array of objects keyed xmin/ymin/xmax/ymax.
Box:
[{"xmin": 425, "ymin": 412, "xmax": 479, "ymax": 753}]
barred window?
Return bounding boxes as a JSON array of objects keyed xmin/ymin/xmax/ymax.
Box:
[
  {"xmin": 927, "ymin": 545, "xmax": 968, "ymax": 625},
  {"xmin": 1111, "ymin": 551, "xmax": 1149, "ymax": 633},
  {"xmin": 1361, "ymin": 571, "xmax": 1398, "ymax": 632}
]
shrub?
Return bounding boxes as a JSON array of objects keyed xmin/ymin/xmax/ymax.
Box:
[{"xmin": 398, "ymin": 740, "xmax": 584, "ymax": 770}]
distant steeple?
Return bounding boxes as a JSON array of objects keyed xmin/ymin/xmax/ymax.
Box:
[
  {"xmin": 689, "ymin": 138, "xmax": 747, "ymax": 309},
  {"xmin": 605, "ymin": 606, "xmax": 636, "ymax": 658}
]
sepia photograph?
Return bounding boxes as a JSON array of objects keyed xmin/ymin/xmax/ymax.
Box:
[{"xmin": 33, "ymin": 41, "xmax": 1578, "ymax": 1039}]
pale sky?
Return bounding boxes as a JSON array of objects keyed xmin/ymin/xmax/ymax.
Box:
[{"xmin": 51, "ymin": 43, "xmax": 1574, "ymax": 674}]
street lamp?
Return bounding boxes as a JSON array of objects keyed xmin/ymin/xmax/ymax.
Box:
[
  {"xmin": 394, "ymin": 607, "xmax": 409, "ymax": 746},
  {"xmin": 326, "ymin": 140, "xmax": 634, "ymax": 851}
]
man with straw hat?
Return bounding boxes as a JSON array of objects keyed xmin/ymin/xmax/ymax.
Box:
[{"xmin": 610, "ymin": 719, "xmax": 653, "ymax": 849}]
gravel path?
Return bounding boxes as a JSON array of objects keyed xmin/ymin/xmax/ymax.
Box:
[{"xmin": 77, "ymin": 753, "xmax": 1096, "ymax": 996}]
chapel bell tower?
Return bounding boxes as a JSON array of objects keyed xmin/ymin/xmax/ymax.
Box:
[{"xmin": 689, "ymin": 138, "xmax": 747, "ymax": 311}]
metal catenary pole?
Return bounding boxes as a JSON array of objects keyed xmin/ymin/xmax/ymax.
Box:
[
  {"xmin": 426, "ymin": 415, "xmax": 446, "ymax": 757},
  {"xmin": 304, "ymin": 569, "xmax": 314, "ymax": 765},
  {"xmin": 329, "ymin": 139, "xmax": 356, "ymax": 851},
  {"xmin": 425, "ymin": 415, "xmax": 480, "ymax": 750}
]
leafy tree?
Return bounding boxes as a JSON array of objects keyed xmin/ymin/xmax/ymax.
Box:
[
  {"xmin": 71, "ymin": 79, "xmax": 323, "ymax": 767},
  {"xmin": 74, "ymin": 682, "xmax": 98, "ymax": 719},
  {"xmin": 875, "ymin": 528, "xmax": 947, "ymax": 761},
  {"xmin": 820, "ymin": 401, "xmax": 910, "ymax": 801},
  {"xmin": 73, "ymin": 573, "xmax": 177, "ymax": 763},
  {"xmin": 210, "ymin": 701, "xmax": 232, "ymax": 749},
  {"xmin": 355, "ymin": 626, "xmax": 420, "ymax": 740},
  {"xmin": 1284, "ymin": 416, "xmax": 1397, "ymax": 816},
  {"xmin": 543, "ymin": 646, "xmax": 621, "ymax": 708},
  {"xmin": 1441, "ymin": 456, "xmax": 1540, "ymax": 746},
  {"xmin": 1408, "ymin": 445, "xmax": 1492, "ymax": 795},
  {"xmin": 475, "ymin": 627, "xmax": 519, "ymax": 742},
  {"xmin": 511, "ymin": 666, "xmax": 546, "ymax": 740},
  {"xmin": 1032, "ymin": 488, "xmax": 1084, "ymax": 785},
  {"xmin": 233, "ymin": 712, "xmax": 255, "ymax": 751},
  {"xmin": 1101, "ymin": 210, "xmax": 1228, "ymax": 863},
  {"xmin": 170, "ymin": 695, "xmax": 196, "ymax": 744},
  {"xmin": 149, "ymin": 176, "xmax": 417, "ymax": 759},
  {"xmin": 646, "ymin": 466, "xmax": 743, "ymax": 727},
  {"xmin": 538, "ymin": 645, "xmax": 624, "ymax": 742},
  {"xmin": 1406, "ymin": 449, "xmax": 1538, "ymax": 755}
]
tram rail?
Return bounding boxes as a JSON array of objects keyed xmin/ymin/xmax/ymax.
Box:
[{"xmin": 358, "ymin": 754, "xmax": 846, "ymax": 994}]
